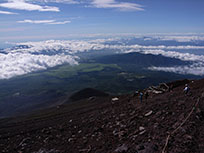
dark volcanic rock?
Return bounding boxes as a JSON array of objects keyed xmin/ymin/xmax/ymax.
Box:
[
  {"xmin": 1, "ymin": 78, "xmax": 204, "ymax": 153},
  {"xmin": 114, "ymin": 144, "xmax": 128, "ymax": 153}
]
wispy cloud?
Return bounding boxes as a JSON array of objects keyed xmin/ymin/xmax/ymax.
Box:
[
  {"xmin": 0, "ymin": 10, "xmax": 17, "ymax": 14},
  {"xmin": 18, "ymin": 19, "xmax": 71, "ymax": 24},
  {"xmin": 47, "ymin": 20, "xmax": 71, "ymax": 24},
  {"xmin": 0, "ymin": 0, "xmax": 144, "ymax": 14},
  {"xmin": 90, "ymin": 0, "xmax": 144, "ymax": 11},
  {"xmin": 0, "ymin": 0, "xmax": 59, "ymax": 12},
  {"xmin": 36, "ymin": 0, "xmax": 79, "ymax": 4}
]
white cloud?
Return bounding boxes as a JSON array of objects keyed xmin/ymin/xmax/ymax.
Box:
[
  {"xmin": 47, "ymin": 20, "xmax": 71, "ymax": 24},
  {"xmin": 9, "ymin": 39, "xmax": 204, "ymax": 63},
  {"xmin": 0, "ymin": 52, "xmax": 78, "ymax": 79},
  {"xmin": 116, "ymin": 44, "xmax": 204, "ymax": 50},
  {"xmin": 18, "ymin": 19, "xmax": 70, "ymax": 24},
  {"xmin": 0, "ymin": 0, "xmax": 60, "ymax": 12},
  {"xmin": 156, "ymin": 35, "xmax": 204, "ymax": 42},
  {"xmin": 0, "ymin": 10, "xmax": 17, "ymax": 14},
  {"xmin": 149, "ymin": 62, "xmax": 204, "ymax": 76},
  {"xmin": 1, "ymin": 39, "xmax": 108, "ymax": 79},
  {"xmin": 2, "ymin": 36, "xmax": 204, "ymax": 79},
  {"xmin": 18, "ymin": 19, "xmax": 55, "ymax": 24},
  {"xmin": 11, "ymin": 0, "xmax": 144, "ymax": 12},
  {"xmin": 37, "ymin": 0, "xmax": 79, "ymax": 4},
  {"xmin": 123, "ymin": 49, "xmax": 204, "ymax": 62},
  {"xmin": 0, "ymin": 39, "xmax": 116, "ymax": 79},
  {"xmin": 9, "ymin": 39, "xmax": 107, "ymax": 54},
  {"xmin": 90, "ymin": 0, "xmax": 144, "ymax": 11}
]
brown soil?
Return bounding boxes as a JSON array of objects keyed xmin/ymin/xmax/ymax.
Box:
[{"xmin": 0, "ymin": 79, "xmax": 204, "ymax": 153}]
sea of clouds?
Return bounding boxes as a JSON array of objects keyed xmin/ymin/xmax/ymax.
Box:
[{"xmin": 1, "ymin": 35, "xmax": 204, "ymax": 79}]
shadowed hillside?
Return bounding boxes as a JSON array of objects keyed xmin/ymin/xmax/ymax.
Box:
[{"xmin": 69, "ymin": 88, "xmax": 109, "ymax": 102}]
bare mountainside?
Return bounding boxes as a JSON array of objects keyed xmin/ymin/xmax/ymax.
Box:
[{"xmin": 0, "ymin": 78, "xmax": 204, "ymax": 153}]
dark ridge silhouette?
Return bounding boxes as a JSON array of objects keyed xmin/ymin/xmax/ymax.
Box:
[
  {"xmin": 69, "ymin": 88, "xmax": 109, "ymax": 102},
  {"xmin": 94, "ymin": 52, "xmax": 189, "ymax": 67}
]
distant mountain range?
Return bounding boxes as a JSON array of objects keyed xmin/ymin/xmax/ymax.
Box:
[{"xmin": 94, "ymin": 52, "xmax": 189, "ymax": 67}]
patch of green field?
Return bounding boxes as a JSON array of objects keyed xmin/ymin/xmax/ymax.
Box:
[
  {"xmin": 43, "ymin": 63, "xmax": 121, "ymax": 79},
  {"xmin": 0, "ymin": 63, "xmax": 121, "ymax": 99}
]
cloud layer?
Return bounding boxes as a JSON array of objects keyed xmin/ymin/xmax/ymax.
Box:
[
  {"xmin": 0, "ymin": 0, "xmax": 59, "ymax": 12},
  {"xmin": 149, "ymin": 63, "xmax": 204, "ymax": 76},
  {"xmin": 1, "ymin": 36, "xmax": 204, "ymax": 79},
  {"xmin": 0, "ymin": 52, "xmax": 78, "ymax": 79},
  {"xmin": 90, "ymin": 0, "xmax": 144, "ymax": 11},
  {"xmin": 0, "ymin": 39, "xmax": 112, "ymax": 79},
  {"xmin": 38, "ymin": 0, "xmax": 79, "ymax": 4}
]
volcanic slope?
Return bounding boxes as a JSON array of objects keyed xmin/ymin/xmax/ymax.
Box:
[{"xmin": 0, "ymin": 79, "xmax": 204, "ymax": 153}]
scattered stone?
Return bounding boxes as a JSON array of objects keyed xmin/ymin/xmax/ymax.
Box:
[
  {"xmin": 130, "ymin": 111, "xmax": 136, "ymax": 116},
  {"xmin": 118, "ymin": 131, "xmax": 126, "ymax": 138},
  {"xmin": 56, "ymin": 134, "xmax": 61, "ymax": 138},
  {"xmin": 72, "ymin": 134, "xmax": 75, "ymax": 137},
  {"xmin": 116, "ymin": 121, "xmax": 120, "ymax": 125},
  {"xmin": 114, "ymin": 144, "xmax": 128, "ymax": 153},
  {"xmin": 153, "ymin": 123, "xmax": 159, "ymax": 128},
  {"xmin": 32, "ymin": 149, "xmax": 59, "ymax": 153},
  {"xmin": 145, "ymin": 110, "xmax": 153, "ymax": 117},
  {"xmin": 120, "ymin": 114, "xmax": 125, "ymax": 117},
  {"xmin": 43, "ymin": 137, "xmax": 49, "ymax": 143},
  {"xmin": 88, "ymin": 96, "xmax": 95, "ymax": 101},
  {"xmin": 18, "ymin": 137, "xmax": 30, "ymax": 147},
  {"xmin": 184, "ymin": 134, "xmax": 192, "ymax": 140},
  {"xmin": 48, "ymin": 127, "xmax": 52, "ymax": 130},
  {"xmin": 139, "ymin": 130, "xmax": 146, "ymax": 135},
  {"xmin": 155, "ymin": 111, "xmax": 162, "ymax": 117},
  {"xmin": 134, "ymin": 143, "xmax": 158, "ymax": 153},
  {"xmin": 112, "ymin": 97, "xmax": 119, "ymax": 101},
  {"xmin": 68, "ymin": 138, "xmax": 74, "ymax": 142},
  {"xmin": 83, "ymin": 136, "xmax": 86, "ymax": 140},
  {"xmin": 2, "ymin": 79, "xmax": 204, "ymax": 153},
  {"xmin": 113, "ymin": 130, "xmax": 118, "ymax": 136},
  {"xmin": 139, "ymin": 126, "xmax": 145, "ymax": 131},
  {"xmin": 79, "ymin": 145, "xmax": 92, "ymax": 153}
]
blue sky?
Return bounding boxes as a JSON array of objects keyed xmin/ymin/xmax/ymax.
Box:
[{"xmin": 0, "ymin": 0, "xmax": 204, "ymax": 44}]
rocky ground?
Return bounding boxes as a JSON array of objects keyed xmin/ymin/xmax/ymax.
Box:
[{"xmin": 0, "ymin": 79, "xmax": 204, "ymax": 153}]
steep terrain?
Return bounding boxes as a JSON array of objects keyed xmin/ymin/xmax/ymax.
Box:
[{"xmin": 0, "ymin": 78, "xmax": 204, "ymax": 153}]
